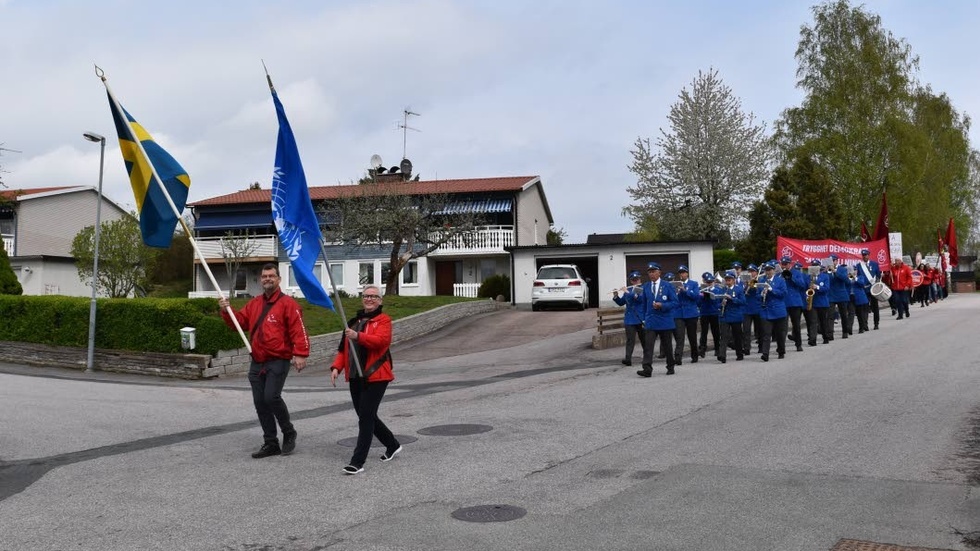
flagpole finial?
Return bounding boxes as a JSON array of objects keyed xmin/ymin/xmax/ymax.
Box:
[
  {"xmin": 94, "ymin": 64, "xmax": 105, "ymax": 82},
  {"xmin": 261, "ymin": 59, "xmax": 275, "ymax": 93}
]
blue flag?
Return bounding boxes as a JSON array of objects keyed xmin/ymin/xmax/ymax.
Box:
[
  {"xmin": 269, "ymin": 88, "xmax": 334, "ymax": 310},
  {"xmin": 106, "ymin": 91, "xmax": 190, "ymax": 248}
]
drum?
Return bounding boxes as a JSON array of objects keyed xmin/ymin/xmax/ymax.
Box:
[{"xmin": 870, "ymin": 282, "xmax": 892, "ymax": 302}]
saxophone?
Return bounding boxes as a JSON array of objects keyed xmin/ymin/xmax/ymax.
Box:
[{"xmin": 805, "ymin": 274, "xmax": 816, "ymax": 311}]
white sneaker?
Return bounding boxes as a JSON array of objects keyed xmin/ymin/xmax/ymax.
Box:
[{"xmin": 380, "ymin": 445, "xmax": 403, "ymax": 462}]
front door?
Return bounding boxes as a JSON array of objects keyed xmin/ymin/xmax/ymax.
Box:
[{"xmin": 435, "ymin": 261, "xmax": 456, "ymax": 296}]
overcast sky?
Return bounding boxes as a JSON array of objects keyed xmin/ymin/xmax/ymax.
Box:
[{"xmin": 2, "ymin": 0, "xmax": 979, "ymax": 242}]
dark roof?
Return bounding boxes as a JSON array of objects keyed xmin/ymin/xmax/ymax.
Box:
[
  {"xmin": 586, "ymin": 233, "xmax": 631, "ymax": 245},
  {"xmin": 189, "ymin": 176, "xmax": 541, "ymax": 207}
]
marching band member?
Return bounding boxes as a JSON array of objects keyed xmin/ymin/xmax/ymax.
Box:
[
  {"xmin": 697, "ymin": 271, "xmax": 722, "ymax": 359},
  {"xmin": 731, "ymin": 261, "xmax": 744, "ymax": 281},
  {"xmin": 810, "ymin": 260, "xmax": 833, "ymax": 344},
  {"xmin": 612, "ymin": 271, "xmax": 646, "ymax": 366},
  {"xmin": 828, "ymin": 255, "xmax": 853, "ymax": 339},
  {"xmin": 638, "ymin": 262, "xmax": 678, "ymax": 377},
  {"xmin": 716, "ymin": 271, "xmax": 745, "ymax": 363},
  {"xmin": 851, "ymin": 267, "xmax": 871, "ymax": 333},
  {"xmin": 672, "ymin": 266, "xmax": 701, "ymax": 365},
  {"xmin": 759, "ymin": 262, "xmax": 788, "ymax": 361},
  {"xmin": 859, "ymin": 249, "xmax": 882, "ymax": 330},
  {"xmin": 742, "ymin": 264, "xmax": 763, "ymax": 356},
  {"xmin": 781, "ymin": 257, "xmax": 807, "ymax": 352}
]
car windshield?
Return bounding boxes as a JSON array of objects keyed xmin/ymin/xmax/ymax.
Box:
[{"xmin": 537, "ymin": 267, "xmax": 578, "ymax": 280}]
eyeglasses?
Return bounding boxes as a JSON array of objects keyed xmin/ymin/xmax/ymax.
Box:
[{"xmin": 362, "ymin": 294, "xmax": 381, "ymax": 300}]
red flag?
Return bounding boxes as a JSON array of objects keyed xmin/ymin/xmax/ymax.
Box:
[
  {"xmin": 937, "ymin": 228, "xmax": 946, "ymax": 270},
  {"xmin": 872, "ymin": 192, "xmax": 889, "ymax": 241},
  {"xmin": 945, "ymin": 217, "xmax": 958, "ymax": 266},
  {"xmin": 860, "ymin": 221, "xmax": 871, "ymax": 242}
]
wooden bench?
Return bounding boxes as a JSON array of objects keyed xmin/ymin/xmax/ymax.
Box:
[{"xmin": 592, "ymin": 307, "xmax": 628, "ymax": 349}]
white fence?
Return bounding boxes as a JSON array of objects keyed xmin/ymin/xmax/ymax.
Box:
[
  {"xmin": 453, "ymin": 283, "xmax": 481, "ymax": 298},
  {"xmin": 431, "ymin": 226, "xmax": 514, "ymax": 255},
  {"xmin": 194, "ymin": 235, "xmax": 279, "ymax": 260}
]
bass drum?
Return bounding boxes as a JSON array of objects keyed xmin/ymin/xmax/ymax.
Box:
[{"xmin": 870, "ymin": 282, "xmax": 892, "ymax": 303}]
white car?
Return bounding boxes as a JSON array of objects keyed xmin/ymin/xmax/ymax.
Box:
[{"xmin": 531, "ymin": 264, "xmax": 589, "ymax": 311}]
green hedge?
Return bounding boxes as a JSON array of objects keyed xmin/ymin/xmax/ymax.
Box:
[{"xmin": 0, "ymin": 295, "xmax": 242, "ymax": 356}]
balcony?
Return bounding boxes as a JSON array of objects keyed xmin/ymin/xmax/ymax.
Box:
[
  {"xmin": 430, "ymin": 225, "xmax": 514, "ymax": 256},
  {"xmin": 192, "ymin": 235, "xmax": 279, "ymax": 262},
  {"xmin": 1, "ymin": 235, "xmax": 12, "ymax": 255}
]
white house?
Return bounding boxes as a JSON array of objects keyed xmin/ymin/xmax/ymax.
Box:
[
  {"xmin": 187, "ymin": 176, "xmax": 554, "ymax": 299},
  {"xmin": 1, "ymin": 186, "xmax": 129, "ymax": 296}
]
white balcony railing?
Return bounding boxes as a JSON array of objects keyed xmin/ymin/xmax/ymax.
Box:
[
  {"xmin": 453, "ymin": 283, "xmax": 481, "ymax": 298},
  {"xmin": 194, "ymin": 235, "xmax": 279, "ymax": 261},
  {"xmin": 431, "ymin": 225, "xmax": 514, "ymax": 256},
  {"xmin": 1, "ymin": 235, "xmax": 13, "ymax": 255}
]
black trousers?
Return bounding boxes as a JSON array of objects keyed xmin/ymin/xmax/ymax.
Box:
[
  {"xmin": 786, "ymin": 306, "xmax": 803, "ymax": 348},
  {"xmin": 803, "ymin": 306, "xmax": 819, "ymax": 345},
  {"xmin": 760, "ymin": 317, "xmax": 787, "ymax": 358},
  {"xmin": 865, "ymin": 290, "xmax": 880, "ymax": 328},
  {"xmin": 642, "ymin": 329, "xmax": 675, "ymax": 370},
  {"xmin": 674, "ymin": 317, "xmax": 699, "ymax": 362},
  {"xmin": 349, "ymin": 380, "xmax": 399, "ymax": 468},
  {"xmin": 854, "ymin": 303, "xmax": 870, "ymax": 332},
  {"xmin": 717, "ymin": 321, "xmax": 744, "ymax": 361},
  {"xmin": 816, "ymin": 306, "xmax": 833, "ymax": 342},
  {"xmin": 742, "ymin": 314, "xmax": 762, "ymax": 354},
  {"xmin": 832, "ymin": 301, "xmax": 853, "ymax": 337},
  {"xmin": 699, "ymin": 315, "xmax": 719, "ymax": 356},
  {"xmin": 624, "ymin": 324, "xmax": 646, "ymax": 361},
  {"xmin": 248, "ymin": 358, "xmax": 295, "ymax": 445}
]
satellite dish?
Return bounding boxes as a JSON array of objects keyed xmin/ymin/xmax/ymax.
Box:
[
  {"xmin": 369, "ymin": 154, "xmax": 383, "ymax": 169},
  {"xmin": 400, "ymin": 158, "xmax": 413, "ymax": 176},
  {"xmin": 389, "ymin": 166, "xmax": 400, "ymax": 173}
]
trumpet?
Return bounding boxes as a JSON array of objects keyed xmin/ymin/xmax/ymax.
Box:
[{"xmin": 746, "ymin": 277, "xmax": 758, "ymax": 289}]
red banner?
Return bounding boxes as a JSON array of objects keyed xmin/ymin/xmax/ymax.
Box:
[{"xmin": 775, "ymin": 237, "xmax": 891, "ymax": 269}]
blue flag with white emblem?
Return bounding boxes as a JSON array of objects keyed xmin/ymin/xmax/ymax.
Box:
[{"xmin": 269, "ymin": 83, "xmax": 334, "ymax": 310}]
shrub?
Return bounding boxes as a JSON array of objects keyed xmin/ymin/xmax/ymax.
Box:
[{"xmin": 478, "ymin": 274, "xmax": 510, "ymax": 301}]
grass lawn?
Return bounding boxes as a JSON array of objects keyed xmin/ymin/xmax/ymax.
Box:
[{"xmin": 222, "ymin": 294, "xmax": 482, "ymax": 336}]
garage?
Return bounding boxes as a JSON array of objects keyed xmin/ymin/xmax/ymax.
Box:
[{"xmin": 508, "ymin": 240, "xmax": 715, "ymax": 310}]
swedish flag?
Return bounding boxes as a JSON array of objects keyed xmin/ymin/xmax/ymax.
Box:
[{"xmin": 106, "ymin": 92, "xmax": 190, "ymax": 248}]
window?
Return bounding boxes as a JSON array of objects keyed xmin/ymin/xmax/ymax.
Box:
[
  {"xmin": 359, "ymin": 262, "xmax": 374, "ymax": 286},
  {"xmin": 480, "ymin": 259, "xmax": 496, "ymax": 281},
  {"xmin": 0, "ymin": 218, "xmax": 13, "ymax": 235},
  {"xmin": 235, "ymin": 268, "xmax": 247, "ymax": 291},
  {"xmin": 403, "ymin": 261, "xmax": 418, "ymax": 285},
  {"xmin": 380, "ymin": 262, "xmax": 391, "ymax": 285},
  {"xmin": 328, "ymin": 263, "xmax": 344, "ymax": 288},
  {"xmin": 288, "ymin": 264, "xmax": 323, "ymax": 288}
]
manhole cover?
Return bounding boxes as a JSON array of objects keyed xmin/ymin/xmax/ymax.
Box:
[
  {"xmin": 830, "ymin": 539, "xmax": 956, "ymax": 551},
  {"xmin": 336, "ymin": 435, "xmax": 418, "ymax": 448},
  {"xmin": 417, "ymin": 424, "xmax": 493, "ymax": 436},
  {"xmin": 451, "ymin": 504, "xmax": 526, "ymax": 523}
]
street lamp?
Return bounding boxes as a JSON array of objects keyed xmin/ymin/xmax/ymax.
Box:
[{"xmin": 83, "ymin": 131, "xmax": 106, "ymax": 373}]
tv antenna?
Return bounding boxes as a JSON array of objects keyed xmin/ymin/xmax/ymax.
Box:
[{"xmin": 398, "ymin": 108, "xmax": 420, "ymax": 159}]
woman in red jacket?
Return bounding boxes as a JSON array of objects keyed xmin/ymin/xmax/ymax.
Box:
[{"xmin": 331, "ymin": 286, "xmax": 401, "ymax": 474}]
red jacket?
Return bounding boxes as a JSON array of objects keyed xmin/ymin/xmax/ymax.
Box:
[
  {"xmin": 221, "ymin": 288, "xmax": 310, "ymax": 362},
  {"xmin": 331, "ymin": 309, "xmax": 394, "ymax": 383},
  {"xmin": 889, "ymin": 263, "xmax": 913, "ymax": 290}
]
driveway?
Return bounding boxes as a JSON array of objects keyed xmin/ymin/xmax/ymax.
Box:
[{"xmin": 393, "ymin": 307, "xmax": 598, "ymax": 362}]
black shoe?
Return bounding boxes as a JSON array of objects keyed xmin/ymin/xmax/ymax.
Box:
[
  {"xmin": 666, "ymin": 367, "xmax": 675, "ymax": 375},
  {"xmin": 858, "ymin": 329, "xmax": 865, "ymax": 334},
  {"xmin": 657, "ymin": 354, "xmax": 666, "ymax": 359},
  {"xmin": 761, "ymin": 355, "xmax": 769, "ymax": 362},
  {"xmin": 251, "ymin": 443, "xmax": 281, "ymax": 459},
  {"xmin": 778, "ymin": 353, "xmax": 785, "ymax": 359},
  {"xmin": 874, "ymin": 326, "xmax": 879, "ymax": 330},
  {"xmin": 822, "ymin": 340, "xmax": 830, "ymax": 344},
  {"xmin": 718, "ymin": 357, "xmax": 726, "ymax": 364},
  {"xmin": 698, "ymin": 347, "xmax": 706, "ymax": 358},
  {"xmin": 380, "ymin": 445, "xmax": 402, "ymax": 462},
  {"xmin": 736, "ymin": 355, "xmax": 744, "ymax": 361},
  {"xmin": 637, "ymin": 369, "xmax": 652, "ymax": 378},
  {"xmin": 796, "ymin": 345, "xmax": 803, "ymax": 352},
  {"xmin": 842, "ymin": 334, "xmax": 848, "ymax": 339},
  {"xmin": 342, "ymin": 464, "xmax": 364, "ymax": 475},
  {"xmin": 621, "ymin": 359, "xmax": 632, "ymax": 366},
  {"xmin": 282, "ymin": 431, "xmax": 297, "ymax": 455},
  {"xmin": 675, "ymin": 359, "xmax": 683, "ymax": 366},
  {"xmin": 808, "ymin": 341, "xmax": 817, "ymax": 347},
  {"xmin": 690, "ymin": 357, "xmax": 698, "ymax": 364}
]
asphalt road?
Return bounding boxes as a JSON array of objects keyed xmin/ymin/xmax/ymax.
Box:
[{"xmin": 0, "ymin": 299, "xmax": 978, "ymax": 551}]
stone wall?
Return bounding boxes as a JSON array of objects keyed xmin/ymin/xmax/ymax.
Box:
[
  {"xmin": 202, "ymin": 299, "xmax": 501, "ymax": 378},
  {"xmin": 0, "ymin": 341, "xmax": 211, "ymax": 379}
]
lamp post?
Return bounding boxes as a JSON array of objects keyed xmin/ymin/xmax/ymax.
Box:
[{"xmin": 83, "ymin": 132, "xmax": 106, "ymax": 373}]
